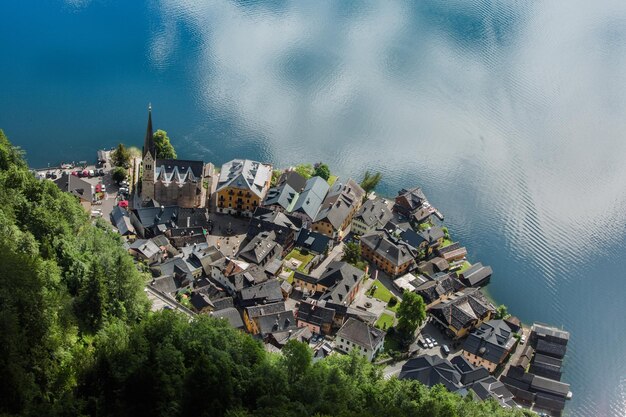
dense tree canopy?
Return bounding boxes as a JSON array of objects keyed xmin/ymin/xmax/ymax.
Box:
[
  {"xmin": 0, "ymin": 130, "xmax": 528, "ymax": 417},
  {"xmin": 112, "ymin": 143, "xmax": 131, "ymax": 168},
  {"xmin": 360, "ymin": 171, "xmax": 382, "ymax": 195},
  {"xmin": 111, "ymin": 166, "xmax": 127, "ymax": 183},
  {"xmin": 396, "ymin": 292, "xmax": 427, "ymax": 343},
  {"xmin": 153, "ymin": 129, "xmax": 177, "ymax": 159},
  {"xmin": 313, "ymin": 163, "xmax": 331, "ymax": 181},
  {"xmin": 294, "ymin": 163, "xmax": 314, "ymax": 179}
]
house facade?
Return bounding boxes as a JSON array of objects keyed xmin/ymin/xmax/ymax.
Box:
[
  {"xmin": 429, "ymin": 288, "xmax": 496, "ymax": 339},
  {"xmin": 335, "ymin": 318, "xmax": 385, "ymax": 361},
  {"xmin": 351, "ymin": 198, "xmax": 393, "ymax": 236},
  {"xmin": 462, "ymin": 320, "xmax": 516, "ymax": 373},
  {"xmin": 312, "ymin": 178, "xmax": 365, "ymax": 240},
  {"xmin": 360, "ymin": 230, "xmax": 417, "ymax": 277},
  {"xmin": 216, "ymin": 159, "xmax": 272, "ymax": 216}
]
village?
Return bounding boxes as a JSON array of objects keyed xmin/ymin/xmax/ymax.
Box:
[{"xmin": 34, "ymin": 107, "xmax": 573, "ymax": 417}]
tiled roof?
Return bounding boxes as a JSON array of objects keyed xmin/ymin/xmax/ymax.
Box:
[
  {"xmin": 354, "ymin": 198, "xmax": 392, "ymax": 227},
  {"xmin": 238, "ymin": 231, "xmax": 282, "ymax": 265},
  {"xmin": 462, "ymin": 319, "xmax": 515, "ymax": 364},
  {"xmin": 297, "ymin": 301, "xmax": 335, "ymax": 327},
  {"xmin": 291, "ymin": 176, "xmax": 329, "ymax": 220},
  {"xmin": 336, "ymin": 317, "xmax": 385, "ymax": 351},
  {"xmin": 155, "ymin": 159, "xmax": 204, "ymax": 183},
  {"xmin": 430, "ymin": 288, "xmax": 495, "ymax": 331},
  {"xmin": 360, "ymin": 230, "xmax": 416, "ymax": 267},
  {"xmin": 217, "ymin": 159, "xmax": 272, "ymax": 198}
]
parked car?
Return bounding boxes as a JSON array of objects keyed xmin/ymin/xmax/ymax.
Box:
[
  {"xmin": 441, "ymin": 345, "xmax": 450, "ymax": 356},
  {"xmin": 520, "ymin": 335, "xmax": 526, "ymax": 345},
  {"xmin": 97, "ymin": 168, "xmax": 105, "ymax": 176},
  {"xmin": 120, "ymin": 180, "xmax": 129, "ymax": 187},
  {"xmin": 119, "ymin": 187, "xmax": 129, "ymax": 194},
  {"xmin": 90, "ymin": 209, "xmax": 103, "ymax": 217},
  {"xmin": 71, "ymin": 170, "xmax": 79, "ymax": 176}
]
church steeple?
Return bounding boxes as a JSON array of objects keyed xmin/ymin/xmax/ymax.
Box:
[{"xmin": 143, "ymin": 103, "xmax": 155, "ymax": 159}]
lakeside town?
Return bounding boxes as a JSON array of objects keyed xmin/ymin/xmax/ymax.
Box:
[{"xmin": 34, "ymin": 107, "xmax": 573, "ymax": 417}]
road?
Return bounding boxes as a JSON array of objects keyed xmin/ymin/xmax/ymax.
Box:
[{"xmin": 145, "ymin": 286, "xmax": 195, "ymax": 319}]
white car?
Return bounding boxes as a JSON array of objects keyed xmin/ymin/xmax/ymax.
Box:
[{"xmin": 90, "ymin": 209, "xmax": 103, "ymax": 217}]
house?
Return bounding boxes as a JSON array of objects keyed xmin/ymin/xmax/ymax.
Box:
[
  {"xmin": 211, "ymin": 258, "xmax": 269, "ymax": 296},
  {"xmin": 293, "ymin": 261, "xmax": 365, "ymax": 305},
  {"xmin": 462, "ymin": 319, "xmax": 516, "ymax": 373},
  {"xmin": 459, "ymin": 262, "xmax": 493, "ymax": 287},
  {"xmin": 263, "ymin": 171, "xmax": 306, "ymax": 212},
  {"xmin": 167, "ymin": 226, "xmax": 206, "ymax": 249},
  {"xmin": 436, "ymin": 242, "xmax": 468, "ymax": 262},
  {"xmin": 211, "ymin": 307, "xmax": 245, "ymax": 329},
  {"xmin": 414, "ymin": 272, "xmax": 464, "ymax": 308},
  {"xmin": 130, "ymin": 205, "xmax": 210, "ymax": 238},
  {"xmin": 189, "ymin": 283, "xmax": 231, "ymax": 314},
  {"xmin": 54, "ymin": 172, "xmax": 94, "ymax": 211},
  {"xmin": 267, "ymin": 326, "xmax": 312, "ymax": 349},
  {"xmin": 140, "ymin": 106, "xmax": 208, "ymax": 207},
  {"xmin": 110, "ymin": 206, "xmax": 136, "ymax": 238},
  {"xmin": 128, "ymin": 238, "xmax": 165, "ymax": 264},
  {"xmin": 335, "ymin": 318, "xmax": 385, "ymax": 361},
  {"xmin": 256, "ymin": 310, "xmax": 298, "ymax": 339},
  {"xmin": 360, "ymin": 229, "xmax": 417, "ymax": 277},
  {"xmin": 503, "ymin": 316, "xmax": 522, "ymax": 334},
  {"xmin": 296, "ymin": 300, "xmax": 335, "ymax": 335},
  {"xmin": 243, "ymin": 301, "xmax": 285, "ymax": 334},
  {"xmin": 312, "ymin": 178, "xmax": 365, "ymax": 240},
  {"xmin": 288, "ymin": 176, "xmax": 330, "ymax": 226},
  {"xmin": 295, "ymin": 229, "xmax": 333, "ymax": 255},
  {"xmin": 239, "ymin": 279, "xmax": 283, "ymax": 307},
  {"xmin": 417, "ymin": 257, "xmax": 450, "ymax": 277},
  {"xmin": 429, "ymin": 288, "xmax": 496, "ymax": 339},
  {"xmin": 351, "ymin": 198, "xmax": 393, "ymax": 236},
  {"xmin": 393, "ymin": 187, "xmax": 427, "ymax": 218},
  {"xmin": 247, "ymin": 207, "xmax": 302, "ymax": 251},
  {"xmin": 399, "ymin": 354, "xmax": 464, "ymax": 392},
  {"xmin": 215, "ymin": 159, "xmax": 273, "ymax": 216},
  {"xmin": 238, "ymin": 231, "xmax": 283, "ymax": 266},
  {"xmin": 277, "ymin": 170, "xmax": 307, "ymax": 192},
  {"xmin": 393, "ymin": 272, "xmax": 427, "ymax": 293},
  {"xmin": 469, "ymin": 376, "xmax": 517, "ymax": 408},
  {"xmin": 399, "ymin": 226, "xmax": 445, "ymax": 255}
]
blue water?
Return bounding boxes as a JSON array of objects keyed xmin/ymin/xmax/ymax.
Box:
[{"xmin": 2, "ymin": 1, "xmax": 626, "ymax": 415}]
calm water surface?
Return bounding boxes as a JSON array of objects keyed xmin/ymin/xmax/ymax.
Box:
[{"xmin": 2, "ymin": 1, "xmax": 626, "ymax": 415}]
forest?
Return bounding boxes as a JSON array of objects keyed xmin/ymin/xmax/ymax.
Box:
[{"xmin": 0, "ymin": 130, "xmax": 528, "ymax": 417}]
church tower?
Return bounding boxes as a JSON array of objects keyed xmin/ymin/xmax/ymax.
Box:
[{"xmin": 141, "ymin": 104, "xmax": 156, "ymax": 201}]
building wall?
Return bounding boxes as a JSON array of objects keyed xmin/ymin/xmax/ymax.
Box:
[
  {"xmin": 335, "ymin": 336, "xmax": 379, "ymax": 361},
  {"xmin": 360, "ymin": 242, "xmax": 412, "ymax": 277},
  {"xmin": 141, "ymin": 154, "xmax": 155, "ymax": 201},
  {"xmin": 154, "ymin": 180, "xmax": 204, "ymax": 208},
  {"xmin": 297, "ymin": 320, "xmax": 321, "ymax": 335},
  {"xmin": 216, "ymin": 186, "xmax": 263, "ymax": 216},
  {"xmin": 462, "ymin": 351, "xmax": 498, "ymax": 373}
]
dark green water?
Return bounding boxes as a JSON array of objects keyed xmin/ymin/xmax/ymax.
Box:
[{"xmin": 2, "ymin": 1, "xmax": 626, "ymax": 415}]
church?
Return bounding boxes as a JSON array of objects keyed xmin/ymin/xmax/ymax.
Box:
[{"xmin": 140, "ymin": 105, "xmax": 209, "ymax": 208}]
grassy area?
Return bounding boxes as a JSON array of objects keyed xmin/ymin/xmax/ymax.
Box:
[
  {"xmin": 440, "ymin": 238, "xmax": 454, "ymax": 248},
  {"xmin": 327, "ymin": 175, "xmax": 338, "ymax": 186},
  {"xmin": 387, "ymin": 301, "xmax": 400, "ymax": 313},
  {"xmin": 375, "ymin": 313, "xmax": 394, "ymax": 330},
  {"xmin": 285, "ymin": 249, "xmax": 315, "ymax": 272},
  {"xmin": 456, "ymin": 261, "xmax": 472, "ymax": 275},
  {"xmin": 418, "ymin": 222, "xmax": 433, "ymax": 231},
  {"xmin": 369, "ymin": 279, "xmax": 393, "ymax": 303}
]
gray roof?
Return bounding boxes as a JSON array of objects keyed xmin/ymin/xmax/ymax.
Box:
[
  {"xmin": 461, "ymin": 262, "xmax": 493, "ymax": 287},
  {"xmin": 395, "ymin": 187, "xmax": 427, "ymax": 212},
  {"xmin": 270, "ymin": 326, "xmax": 312, "ymax": 347},
  {"xmin": 246, "ymin": 301, "xmax": 286, "ymax": 319},
  {"xmin": 129, "ymin": 239, "xmax": 161, "ymax": 259},
  {"xmin": 318, "ymin": 261, "xmax": 365, "ymax": 304},
  {"xmin": 263, "ymin": 182, "xmax": 299, "ymax": 211},
  {"xmin": 250, "ymin": 207, "xmax": 302, "ymax": 231},
  {"xmin": 151, "ymin": 275, "xmax": 178, "ymax": 295},
  {"xmin": 360, "ymin": 230, "xmax": 416, "ymax": 267},
  {"xmin": 54, "ymin": 172, "xmax": 94, "ymax": 202},
  {"xmin": 336, "ymin": 317, "xmax": 385, "ymax": 351},
  {"xmin": 212, "ymin": 307, "xmax": 244, "ymax": 329},
  {"xmin": 399, "ymin": 354, "xmax": 463, "ymax": 392},
  {"xmin": 414, "ymin": 273, "xmax": 464, "ymax": 305},
  {"xmin": 531, "ymin": 323, "xmax": 570, "ymax": 343},
  {"xmin": 353, "ymin": 198, "xmax": 392, "ymax": 227},
  {"xmin": 217, "ymin": 159, "xmax": 272, "ymax": 198},
  {"xmin": 239, "ymin": 279, "xmax": 283, "ymax": 304},
  {"xmin": 110, "ymin": 206, "xmax": 135, "ymax": 235},
  {"xmin": 297, "ymin": 301, "xmax": 335, "ymax": 327},
  {"xmin": 295, "ymin": 229, "xmax": 332, "ymax": 254},
  {"xmin": 530, "ymin": 375, "xmax": 571, "ymax": 397},
  {"xmin": 291, "ymin": 176, "xmax": 329, "ymax": 220},
  {"xmin": 155, "ymin": 158, "xmax": 204, "ymax": 183},
  {"xmin": 190, "ymin": 292, "xmax": 214, "ymax": 310},
  {"xmin": 462, "ymin": 319, "xmax": 515, "ymax": 364},
  {"xmin": 470, "ymin": 376, "xmax": 516, "ymax": 408},
  {"xmin": 277, "ymin": 170, "xmax": 307, "ymax": 191},
  {"xmin": 238, "ymin": 231, "xmax": 282, "ymax": 265},
  {"xmin": 430, "ymin": 288, "xmax": 495, "ymax": 331},
  {"xmin": 314, "ymin": 178, "xmax": 364, "ymax": 229},
  {"xmin": 257, "ymin": 310, "xmax": 297, "ymax": 336}
]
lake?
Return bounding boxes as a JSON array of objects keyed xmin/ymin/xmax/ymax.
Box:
[{"xmin": 1, "ymin": 1, "xmax": 626, "ymax": 415}]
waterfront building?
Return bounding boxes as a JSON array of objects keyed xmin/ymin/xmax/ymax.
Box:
[{"xmin": 216, "ymin": 159, "xmax": 273, "ymax": 216}]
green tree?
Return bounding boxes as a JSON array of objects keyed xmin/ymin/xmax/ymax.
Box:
[
  {"xmin": 360, "ymin": 170, "xmax": 382, "ymax": 195},
  {"xmin": 111, "ymin": 166, "xmax": 127, "ymax": 183},
  {"xmin": 294, "ymin": 163, "xmax": 314, "ymax": 179},
  {"xmin": 396, "ymin": 292, "xmax": 427, "ymax": 343},
  {"xmin": 271, "ymin": 169, "xmax": 282, "ymax": 186},
  {"xmin": 496, "ymin": 304, "xmax": 510, "ymax": 319},
  {"xmin": 280, "ymin": 340, "xmax": 312, "ymax": 383},
  {"xmin": 342, "ymin": 241, "xmax": 362, "ymax": 265},
  {"xmin": 112, "ymin": 143, "xmax": 131, "ymax": 168},
  {"xmin": 313, "ymin": 163, "xmax": 331, "ymax": 181},
  {"xmin": 153, "ymin": 129, "xmax": 177, "ymax": 159}
]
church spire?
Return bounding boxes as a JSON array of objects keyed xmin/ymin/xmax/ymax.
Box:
[{"xmin": 143, "ymin": 103, "xmax": 155, "ymax": 159}]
